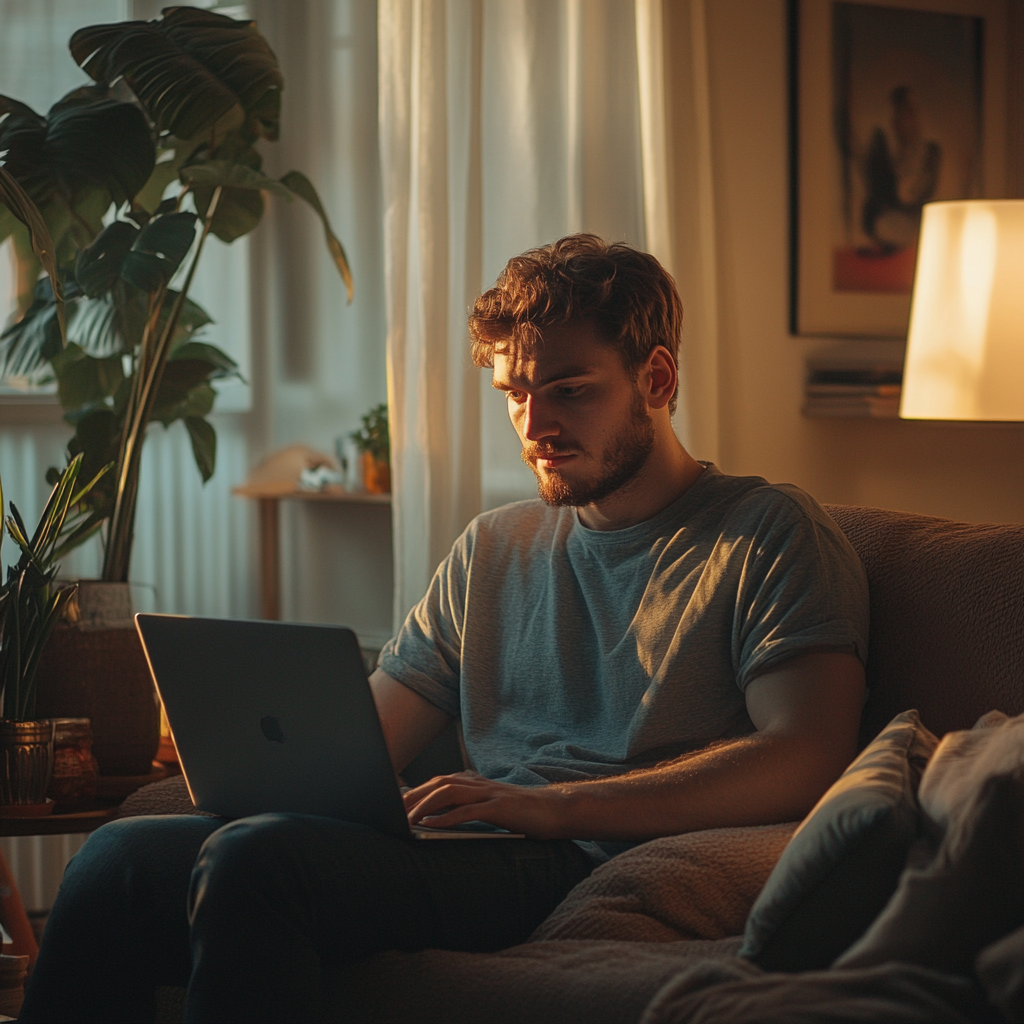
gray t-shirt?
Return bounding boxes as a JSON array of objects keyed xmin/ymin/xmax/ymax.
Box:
[{"xmin": 380, "ymin": 463, "xmax": 868, "ymax": 799}]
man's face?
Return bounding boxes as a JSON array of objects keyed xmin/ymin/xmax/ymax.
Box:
[{"xmin": 491, "ymin": 322, "xmax": 655, "ymax": 507}]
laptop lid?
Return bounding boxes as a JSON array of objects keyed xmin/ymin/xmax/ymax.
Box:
[{"xmin": 135, "ymin": 614, "xmax": 413, "ymax": 839}]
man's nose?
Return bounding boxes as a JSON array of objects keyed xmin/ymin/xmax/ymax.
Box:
[{"xmin": 520, "ymin": 395, "xmax": 560, "ymax": 442}]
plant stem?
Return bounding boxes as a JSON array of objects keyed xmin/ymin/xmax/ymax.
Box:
[{"xmin": 102, "ymin": 187, "xmax": 222, "ymax": 582}]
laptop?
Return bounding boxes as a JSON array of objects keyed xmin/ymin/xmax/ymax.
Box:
[{"xmin": 134, "ymin": 614, "xmax": 523, "ymax": 840}]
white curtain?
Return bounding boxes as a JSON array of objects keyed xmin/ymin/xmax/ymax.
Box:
[{"xmin": 379, "ymin": 0, "xmax": 720, "ymax": 627}]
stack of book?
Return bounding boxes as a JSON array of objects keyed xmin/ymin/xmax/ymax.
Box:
[{"xmin": 803, "ymin": 352, "xmax": 904, "ymax": 418}]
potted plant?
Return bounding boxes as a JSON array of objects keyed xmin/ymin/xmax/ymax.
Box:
[
  {"xmin": 351, "ymin": 403, "xmax": 391, "ymax": 494},
  {"xmin": 0, "ymin": 6, "xmax": 352, "ymax": 582},
  {"xmin": 0, "ymin": 455, "xmax": 109, "ymax": 809},
  {"xmin": 0, "ymin": 8, "xmax": 352, "ymax": 773}
]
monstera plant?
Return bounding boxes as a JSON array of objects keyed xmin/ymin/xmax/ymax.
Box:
[{"xmin": 0, "ymin": 7, "xmax": 352, "ymax": 582}]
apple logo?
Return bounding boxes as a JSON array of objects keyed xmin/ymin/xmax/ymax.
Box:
[{"xmin": 260, "ymin": 716, "xmax": 285, "ymax": 743}]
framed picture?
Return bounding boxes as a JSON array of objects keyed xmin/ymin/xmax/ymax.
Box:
[{"xmin": 790, "ymin": 0, "xmax": 1009, "ymax": 337}]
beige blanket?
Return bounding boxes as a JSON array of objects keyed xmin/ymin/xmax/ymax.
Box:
[{"xmin": 532, "ymin": 823, "xmax": 796, "ymax": 943}]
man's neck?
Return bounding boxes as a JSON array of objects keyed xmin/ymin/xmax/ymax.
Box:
[{"xmin": 576, "ymin": 435, "xmax": 705, "ymax": 532}]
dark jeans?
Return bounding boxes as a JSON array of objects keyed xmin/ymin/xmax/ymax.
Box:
[{"xmin": 20, "ymin": 814, "xmax": 593, "ymax": 1024}]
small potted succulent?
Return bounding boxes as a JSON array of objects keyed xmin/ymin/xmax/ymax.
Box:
[
  {"xmin": 350, "ymin": 404, "xmax": 390, "ymax": 494},
  {"xmin": 0, "ymin": 455, "xmax": 109, "ymax": 810}
]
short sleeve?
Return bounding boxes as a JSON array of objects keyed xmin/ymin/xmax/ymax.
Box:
[
  {"xmin": 376, "ymin": 528, "xmax": 473, "ymax": 718},
  {"xmin": 731, "ymin": 488, "xmax": 870, "ymax": 690}
]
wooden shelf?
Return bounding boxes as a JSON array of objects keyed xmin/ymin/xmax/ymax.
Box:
[{"xmin": 232, "ymin": 483, "xmax": 390, "ymax": 503}]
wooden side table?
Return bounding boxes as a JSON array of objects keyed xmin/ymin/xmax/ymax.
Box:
[{"xmin": 232, "ymin": 482, "xmax": 391, "ymax": 620}]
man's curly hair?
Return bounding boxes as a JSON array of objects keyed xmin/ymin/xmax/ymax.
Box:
[{"xmin": 468, "ymin": 234, "xmax": 683, "ymax": 413}]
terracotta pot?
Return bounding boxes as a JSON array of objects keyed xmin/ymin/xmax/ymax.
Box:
[
  {"xmin": 361, "ymin": 451, "xmax": 390, "ymax": 494},
  {"xmin": 33, "ymin": 582, "xmax": 159, "ymax": 776}
]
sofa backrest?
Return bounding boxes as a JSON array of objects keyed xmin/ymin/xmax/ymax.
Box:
[{"xmin": 825, "ymin": 504, "xmax": 1024, "ymax": 744}]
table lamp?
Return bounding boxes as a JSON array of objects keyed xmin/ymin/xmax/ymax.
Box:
[{"xmin": 901, "ymin": 200, "xmax": 1024, "ymax": 422}]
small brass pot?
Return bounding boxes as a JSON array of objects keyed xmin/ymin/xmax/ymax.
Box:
[{"xmin": 0, "ymin": 720, "xmax": 55, "ymax": 806}]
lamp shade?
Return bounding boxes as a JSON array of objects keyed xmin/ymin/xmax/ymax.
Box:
[{"xmin": 901, "ymin": 200, "xmax": 1024, "ymax": 421}]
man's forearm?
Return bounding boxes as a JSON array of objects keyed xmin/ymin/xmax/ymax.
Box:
[
  {"xmin": 540, "ymin": 729, "xmax": 842, "ymax": 841},
  {"xmin": 403, "ymin": 728, "xmax": 849, "ymax": 841}
]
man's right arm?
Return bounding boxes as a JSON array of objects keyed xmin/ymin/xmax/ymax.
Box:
[{"xmin": 370, "ymin": 669, "xmax": 453, "ymax": 774}]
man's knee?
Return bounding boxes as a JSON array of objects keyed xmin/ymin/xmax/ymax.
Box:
[{"xmin": 189, "ymin": 814, "xmax": 380, "ymax": 915}]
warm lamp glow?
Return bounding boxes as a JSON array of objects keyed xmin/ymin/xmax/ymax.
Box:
[{"xmin": 901, "ymin": 200, "xmax": 1024, "ymax": 421}]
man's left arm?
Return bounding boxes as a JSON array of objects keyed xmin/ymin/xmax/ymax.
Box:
[{"xmin": 403, "ymin": 650, "xmax": 865, "ymax": 840}]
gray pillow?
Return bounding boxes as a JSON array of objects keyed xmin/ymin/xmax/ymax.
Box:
[
  {"xmin": 739, "ymin": 710, "xmax": 937, "ymax": 971},
  {"xmin": 836, "ymin": 712, "xmax": 1024, "ymax": 974}
]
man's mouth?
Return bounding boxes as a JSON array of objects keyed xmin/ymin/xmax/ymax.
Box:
[
  {"xmin": 535, "ymin": 453, "xmax": 576, "ymax": 469},
  {"xmin": 523, "ymin": 444, "xmax": 578, "ymax": 470}
]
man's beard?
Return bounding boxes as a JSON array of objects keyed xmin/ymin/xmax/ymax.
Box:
[{"xmin": 522, "ymin": 390, "xmax": 655, "ymax": 507}]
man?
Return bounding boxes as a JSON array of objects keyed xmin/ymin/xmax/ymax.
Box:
[{"xmin": 22, "ymin": 235, "xmax": 867, "ymax": 1024}]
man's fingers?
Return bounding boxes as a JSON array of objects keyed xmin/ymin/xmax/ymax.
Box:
[
  {"xmin": 406, "ymin": 780, "xmax": 492, "ymax": 822},
  {"xmin": 412, "ymin": 800, "xmax": 501, "ymax": 829},
  {"xmin": 402, "ymin": 771, "xmax": 485, "ymax": 810}
]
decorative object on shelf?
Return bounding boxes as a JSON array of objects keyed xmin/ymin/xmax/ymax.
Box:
[
  {"xmin": 0, "ymin": 456, "xmax": 109, "ymax": 807},
  {"xmin": 350, "ymin": 404, "xmax": 391, "ymax": 494},
  {"xmin": 900, "ymin": 200, "xmax": 1024, "ymax": 422},
  {"xmin": 789, "ymin": 0, "xmax": 1009, "ymax": 338},
  {"xmin": 0, "ymin": 6, "xmax": 353, "ymax": 586},
  {"xmin": 46, "ymin": 717, "xmax": 99, "ymax": 809},
  {"xmin": 803, "ymin": 344, "xmax": 904, "ymax": 419}
]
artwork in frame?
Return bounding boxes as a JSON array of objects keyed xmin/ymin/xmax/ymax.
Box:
[{"xmin": 790, "ymin": 0, "xmax": 1009, "ymax": 338}]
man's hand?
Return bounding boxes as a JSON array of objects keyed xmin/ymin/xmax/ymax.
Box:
[{"xmin": 403, "ymin": 770, "xmax": 568, "ymax": 839}]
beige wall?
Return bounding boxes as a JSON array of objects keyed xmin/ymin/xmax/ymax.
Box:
[{"xmin": 699, "ymin": 0, "xmax": 1024, "ymax": 523}]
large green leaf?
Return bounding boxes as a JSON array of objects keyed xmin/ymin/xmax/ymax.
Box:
[
  {"xmin": 184, "ymin": 416, "xmax": 216, "ymax": 483},
  {"xmin": 167, "ymin": 340, "xmax": 238, "ymax": 378},
  {"xmin": 70, "ymin": 8, "xmax": 283, "ymax": 143},
  {"xmin": 280, "ymin": 171, "xmax": 354, "ymax": 302},
  {"xmin": 0, "ymin": 278, "xmax": 65, "ymax": 380},
  {"xmin": 152, "ymin": 377, "xmax": 215, "ymax": 426},
  {"xmin": 0, "ymin": 164, "xmax": 67, "ymax": 347},
  {"xmin": 51, "ymin": 344, "xmax": 124, "ymax": 412},
  {"xmin": 195, "ymin": 183, "xmax": 263, "ymax": 243},
  {"xmin": 181, "ymin": 160, "xmax": 292, "ymax": 198},
  {"xmin": 0, "ymin": 96, "xmax": 154, "ymax": 210},
  {"xmin": 75, "ymin": 221, "xmax": 139, "ymax": 297},
  {"xmin": 68, "ymin": 296, "xmax": 125, "ymax": 357},
  {"xmin": 121, "ymin": 211, "xmax": 198, "ymax": 291}
]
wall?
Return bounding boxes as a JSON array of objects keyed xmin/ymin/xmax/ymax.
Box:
[{"xmin": 699, "ymin": 0, "xmax": 1024, "ymax": 523}]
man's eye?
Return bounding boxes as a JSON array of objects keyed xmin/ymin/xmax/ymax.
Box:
[
  {"xmin": 506, "ymin": 390, "xmax": 527, "ymax": 404},
  {"xmin": 555, "ymin": 385, "xmax": 584, "ymax": 398}
]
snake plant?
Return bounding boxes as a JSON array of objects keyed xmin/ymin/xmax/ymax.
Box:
[{"xmin": 0, "ymin": 455, "xmax": 111, "ymax": 721}]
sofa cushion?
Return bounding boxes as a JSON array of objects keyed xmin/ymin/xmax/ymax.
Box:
[
  {"xmin": 824, "ymin": 504, "xmax": 1024, "ymax": 743},
  {"xmin": 641, "ymin": 960, "xmax": 985, "ymax": 1024},
  {"xmin": 326, "ymin": 938, "xmax": 742, "ymax": 1024},
  {"xmin": 836, "ymin": 711, "xmax": 1024, "ymax": 974},
  {"xmin": 740, "ymin": 710, "xmax": 937, "ymax": 971},
  {"xmin": 530, "ymin": 823, "xmax": 796, "ymax": 943}
]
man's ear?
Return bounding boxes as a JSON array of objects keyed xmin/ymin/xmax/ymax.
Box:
[{"xmin": 645, "ymin": 346, "xmax": 677, "ymax": 411}]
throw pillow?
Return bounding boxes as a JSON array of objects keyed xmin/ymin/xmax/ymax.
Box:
[
  {"xmin": 836, "ymin": 712, "xmax": 1024, "ymax": 974},
  {"xmin": 739, "ymin": 709, "xmax": 938, "ymax": 972}
]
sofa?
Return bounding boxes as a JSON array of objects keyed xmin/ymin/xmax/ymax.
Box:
[{"xmin": 118, "ymin": 503, "xmax": 1024, "ymax": 1023}]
